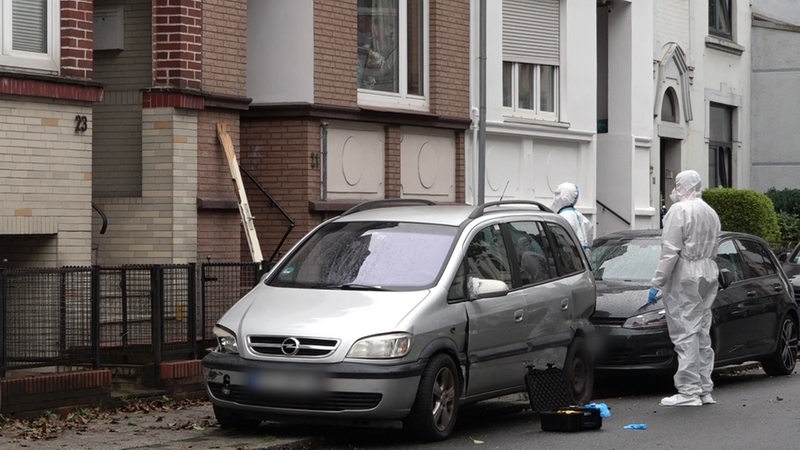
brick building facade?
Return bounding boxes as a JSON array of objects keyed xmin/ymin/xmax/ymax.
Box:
[{"xmin": 1, "ymin": 0, "xmax": 471, "ymax": 267}]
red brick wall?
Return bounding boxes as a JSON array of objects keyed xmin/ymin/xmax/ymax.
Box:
[
  {"xmin": 61, "ymin": 0, "xmax": 94, "ymax": 79},
  {"xmin": 241, "ymin": 119, "xmax": 326, "ymax": 262},
  {"xmin": 455, "ymin": 131, "xmax": 465, "ymax": 203},
  {"xmin": 0, "ymin": 370, "xmax": 112, "ymax": 417},
  {"xmin": 201, "ymin": 0, "xmax": 248, "ymax": 97},
  {"xmin": 197, "ymin": 111, "xmax": 243, "ymax": 262},
  {"xmin": 385, "ymin": 126, "xmax": 402, "ymax": 198},
  {"xmin": 429, "ymin": 0, "xmax": 471, "ymax": 118},
  {"xmin": 314, "ymin": 0, "xmax": 358, "ymax": 107},
  {"xmin": 152, "ymin": 0, "xmax": 202, "ymax": 90}
]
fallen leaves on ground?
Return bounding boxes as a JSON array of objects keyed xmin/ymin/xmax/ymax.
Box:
[{"xmin": 0, "ymin": 397, "xmax": 212, "ymax": 442}]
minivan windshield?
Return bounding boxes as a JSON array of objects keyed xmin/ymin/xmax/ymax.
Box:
[{"xmin": 269, "ymin": 221, "xmax": 458, "ymax": 290}]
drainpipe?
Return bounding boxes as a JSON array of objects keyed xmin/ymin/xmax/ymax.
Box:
[
  {"xmin": 321, "ymin": 122, "xmax": 329, "ymax": 201},
  {"xmin": 478, "ymin": 0, "xmax": 487, "ymax": 205}
]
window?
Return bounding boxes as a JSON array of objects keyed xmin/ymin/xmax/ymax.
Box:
[
  {"xmin": 661, "ymin": 88, "xmax": 678, "ymax": 123},
  {"xmin": 709, "ymin": 103, "xmax": 734, "ymax": 188},
  {"xmin": 716, "ymin": 240, "xmax": 744, "ymax": 282},
  {"xmin": 1, "ymin": 0, "xmax": 59, "ymax": 71},
  {"xmin": 737, "ymin": 239, "xmax": 777, "ymax": 279},
  {"xmin": 546, "ymin": 223, "xmax": 584, "ymax": 276},
  {"xmin": 502, "ymin": 0, "xmax": 560, "ymax": 121},
  {"xmin": 709, "ymin": 0, "xmax": 732, "ymax": 39},
  {"xmin": 508, "ymin": 221, "xmax": 554, "ymax": 287},
  {"xmin": 357, "ymin": 0, "xmax": 428, "ymax": 110},
  {"xmin": 465, "ymin": 225, "xmax": 512, "ymax": 289},
  {"xmin": 502, "ymin": 62, "xmax": 558, "ymax": 118}
]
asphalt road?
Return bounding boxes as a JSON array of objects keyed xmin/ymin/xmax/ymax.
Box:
[{"xmin": 1, "ymin": 364, "xmax": 796, "ymax": 449}]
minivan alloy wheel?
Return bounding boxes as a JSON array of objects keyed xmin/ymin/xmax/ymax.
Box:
[{"xmin": 406, "ymin": 354, "xmax": 460, "ymax": 441}]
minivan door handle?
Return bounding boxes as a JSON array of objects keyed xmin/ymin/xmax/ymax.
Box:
[
  {"xmin": 561, "ymin": 298, "xmax": 569, "ymax": 311},
  {"xmin": 514, "ymin": 309, "xmax": 524, "ymax": 322}
]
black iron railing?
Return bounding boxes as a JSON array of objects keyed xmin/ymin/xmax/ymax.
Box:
[{"xmin": 0, "ymin": 262, "xmax": 260, "ymax": 379}]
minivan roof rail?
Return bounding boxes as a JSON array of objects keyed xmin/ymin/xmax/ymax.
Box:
[
  {"xmin": 341, "ymin": 198, "xmax": 437, "ymax": 216},
  {"xmin": 469, "ymin": 200, "xmax": 552, "ymax": 219}
]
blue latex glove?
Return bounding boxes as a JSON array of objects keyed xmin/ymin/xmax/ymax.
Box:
[
  {"xmin": 624, "ymin": 423, "xmax": 647, "ymax": 430},
  {"xmin": 647, "ymin": 287, "xmax": 660, "ymax": 305},
  {"xmin": 585, "ymin": 402, "xmax": 611, "ymax": 418}
]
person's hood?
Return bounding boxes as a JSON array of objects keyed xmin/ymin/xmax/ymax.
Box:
[
  {"xmin": 592, "ymin": 279, "xmax": 662, "ymax": 318},
  {"xmin": 673, "ymin": 169, "xmax": 703, "ymax": 202},
  {"xmin": 552, "ymin": 182, "xmax": 580, "ymax": 212}
]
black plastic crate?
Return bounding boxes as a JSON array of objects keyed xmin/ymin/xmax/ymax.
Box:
[{"xmin": 540, "ymin": 407, "xmax": 602, "ymax": 432}]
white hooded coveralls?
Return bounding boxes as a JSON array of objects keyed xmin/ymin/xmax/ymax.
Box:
[
  {"xmin": 651, "ymin": 170, "xmax": 721, "ymax": 397},
  {"xmin": 551, "ymin": 182, "xmax": 593, "ymax": 252}
]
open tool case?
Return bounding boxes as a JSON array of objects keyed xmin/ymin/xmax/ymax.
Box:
[{"xmin": 525, "ymin": 365, "xmax": 602, "ymax": 432}]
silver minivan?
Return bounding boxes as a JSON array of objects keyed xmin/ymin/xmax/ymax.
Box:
[{"xmin": 203, "ymin": 200, "xmax": 597, "ymax": 441}]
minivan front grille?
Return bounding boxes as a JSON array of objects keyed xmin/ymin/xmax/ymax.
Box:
[
  {"xmin": 248, "ymin": 335, "xmax": 339, "ymax": 357},
  {"xmin": 208, "ymin": 383, "xmax": 381, "ymax": 411}
]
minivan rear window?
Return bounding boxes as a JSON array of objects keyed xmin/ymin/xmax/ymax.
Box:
[{"xmin": 269, "ymin": 221, "xmax": 458, "ymax": 290}]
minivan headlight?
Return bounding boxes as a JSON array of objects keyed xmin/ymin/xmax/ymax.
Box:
[
  {"xmin": 623, "ymin": 309, "xmax": 667, "ymax": 329},
  {"xmin": 213, "ymin": 326, "xmax": 239, "ymax": 354},
  {"xmin": 347, "ymin": 333, "xmax": 412, "ymax": 359}
]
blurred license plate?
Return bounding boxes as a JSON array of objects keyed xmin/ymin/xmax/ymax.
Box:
[{"xmin": 248, "ymin": 370, "xmax": 327, "ymax": 394}]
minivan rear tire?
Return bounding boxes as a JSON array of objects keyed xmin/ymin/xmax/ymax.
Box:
[
  {"xmin": 563, "ymin": 337, "xmax": 594, "ymax": 405},
  {"xmin": 405, "ymin": 354, "xmax": 460, "ymax": 442}
]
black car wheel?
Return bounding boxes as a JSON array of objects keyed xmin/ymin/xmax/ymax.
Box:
[
  {"xmin": 760, "ymin": 315, "xmax": 798, "ymax": 376},
  {"xmin": 213, "ymin": 404, "xmax": 262, "ymax": 430},
  {"xmin": 563, "ymin": 337, "xmax": 594, "ymax": 405},
  {"xmin": 405, "ymin": 354, "xmax": 460, "ymax": 442}
]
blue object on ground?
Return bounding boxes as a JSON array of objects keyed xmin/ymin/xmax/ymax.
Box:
[
  {"xmin": 585, "ymin": 402, "xmax": 611, "ymax": 418},
  {"xmin": 624, "ymin": 423, "xmax": 648, "ymax": 430}
]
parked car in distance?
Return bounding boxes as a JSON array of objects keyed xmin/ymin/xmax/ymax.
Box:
[
  {"xmin": 589, "ymin": 229, "xmax": 798, "ymax": 376},
  {"xmin": 778, "ymin": 242, "xmax": 800, "ymax": 304},
  {"xmin": 202, "ymin": 199, "xmax": 597, "ymax": 442}
]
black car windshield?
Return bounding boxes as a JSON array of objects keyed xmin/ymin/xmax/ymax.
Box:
[
  {"xmin": 269, "ymin": 221, "xmax": 458, "ymax": 290},
  {"xmin": 590, "ymin": 237, "xmax": 661, "ymax": 281}
]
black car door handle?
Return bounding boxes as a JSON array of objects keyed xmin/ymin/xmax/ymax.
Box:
[
  {"xmin": 772, "ymin": 284, "xmax": 783, "ymax": 292},
  {"xmin": 746, "ymin": 290, "xmax": 757, "ymax": 297}
]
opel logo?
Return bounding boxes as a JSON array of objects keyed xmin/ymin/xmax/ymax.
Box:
[{"xmin": 281, "ymin": 337, "xmax": 301, "ymax": 356}]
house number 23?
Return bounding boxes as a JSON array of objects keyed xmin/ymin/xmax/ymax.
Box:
[{"xmin": 74, "ymin": 115, "xmax": 88, "ymax": 133}]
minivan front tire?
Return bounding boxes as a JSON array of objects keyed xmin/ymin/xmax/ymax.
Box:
[
  {"xmin": 563, "ymin": 337, "xmax": 594, "ymax": 405},
  {"xmin": 405, "ymin": 354, "xmax": 460, "ymax": 441}
]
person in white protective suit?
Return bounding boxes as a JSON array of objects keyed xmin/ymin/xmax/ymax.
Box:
[
  {"xmin": 649, "ymin": 169, "xmax": 721, "ymax": 407},
  {"xmin": 551, "ymin": 182, "xmax": 593, "ymax": 255}
]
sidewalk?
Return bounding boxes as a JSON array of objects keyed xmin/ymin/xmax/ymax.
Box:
[{"xmin": 0, "ymin": 397, "xmax": 317, "ymax": 450}]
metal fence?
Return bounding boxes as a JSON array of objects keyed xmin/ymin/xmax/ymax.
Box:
[{"xmin": 0, "ymin": 262, "xmax": 261, "ymax": 377}]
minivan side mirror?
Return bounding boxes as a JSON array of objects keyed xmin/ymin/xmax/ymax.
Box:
[
  {"xmin": 467, "ymin": 277, "xmax": 509, "ymax": 300},
  {"xmin": 718, "ymin": 268, "xmax": 733, "ymax": 290}
]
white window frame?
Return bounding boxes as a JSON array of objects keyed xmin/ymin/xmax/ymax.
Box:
[
  {"xmin": 0, "ymin": 0, "xmax": 60, "ymax": 72},
  {"xmin": 502, "ymin": 62, "xmax": 559, "ymax": 122},
  {"xmin": 357, "ymin": 0, "xmax": 429, "ymax": 111}
]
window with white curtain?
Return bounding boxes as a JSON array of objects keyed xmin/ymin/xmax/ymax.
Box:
[
  {"xmin": 502, "ymin": 0, "xmax": 560, "ymax": 121},
  {"xmin": 357, "ymin": 0, "xmax": 428, "ymax": 110},
  {"xmin": 1, "ymin": 0, "xmax": 59, "ymax": 72}
]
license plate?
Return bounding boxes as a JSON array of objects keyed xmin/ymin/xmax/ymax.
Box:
[{"xmin": 248, "ymin": 370, "xmax": 327, "ymax": 395}]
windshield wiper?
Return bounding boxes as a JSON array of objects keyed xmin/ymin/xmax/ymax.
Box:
[{"xmin": 337, "ymin": 283, "xmax": 389, "ymax": 291}]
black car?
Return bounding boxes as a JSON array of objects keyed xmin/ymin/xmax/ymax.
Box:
[{"xmin": 590, "ymin": 229, "xmax": 799, "ymax": 376}]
